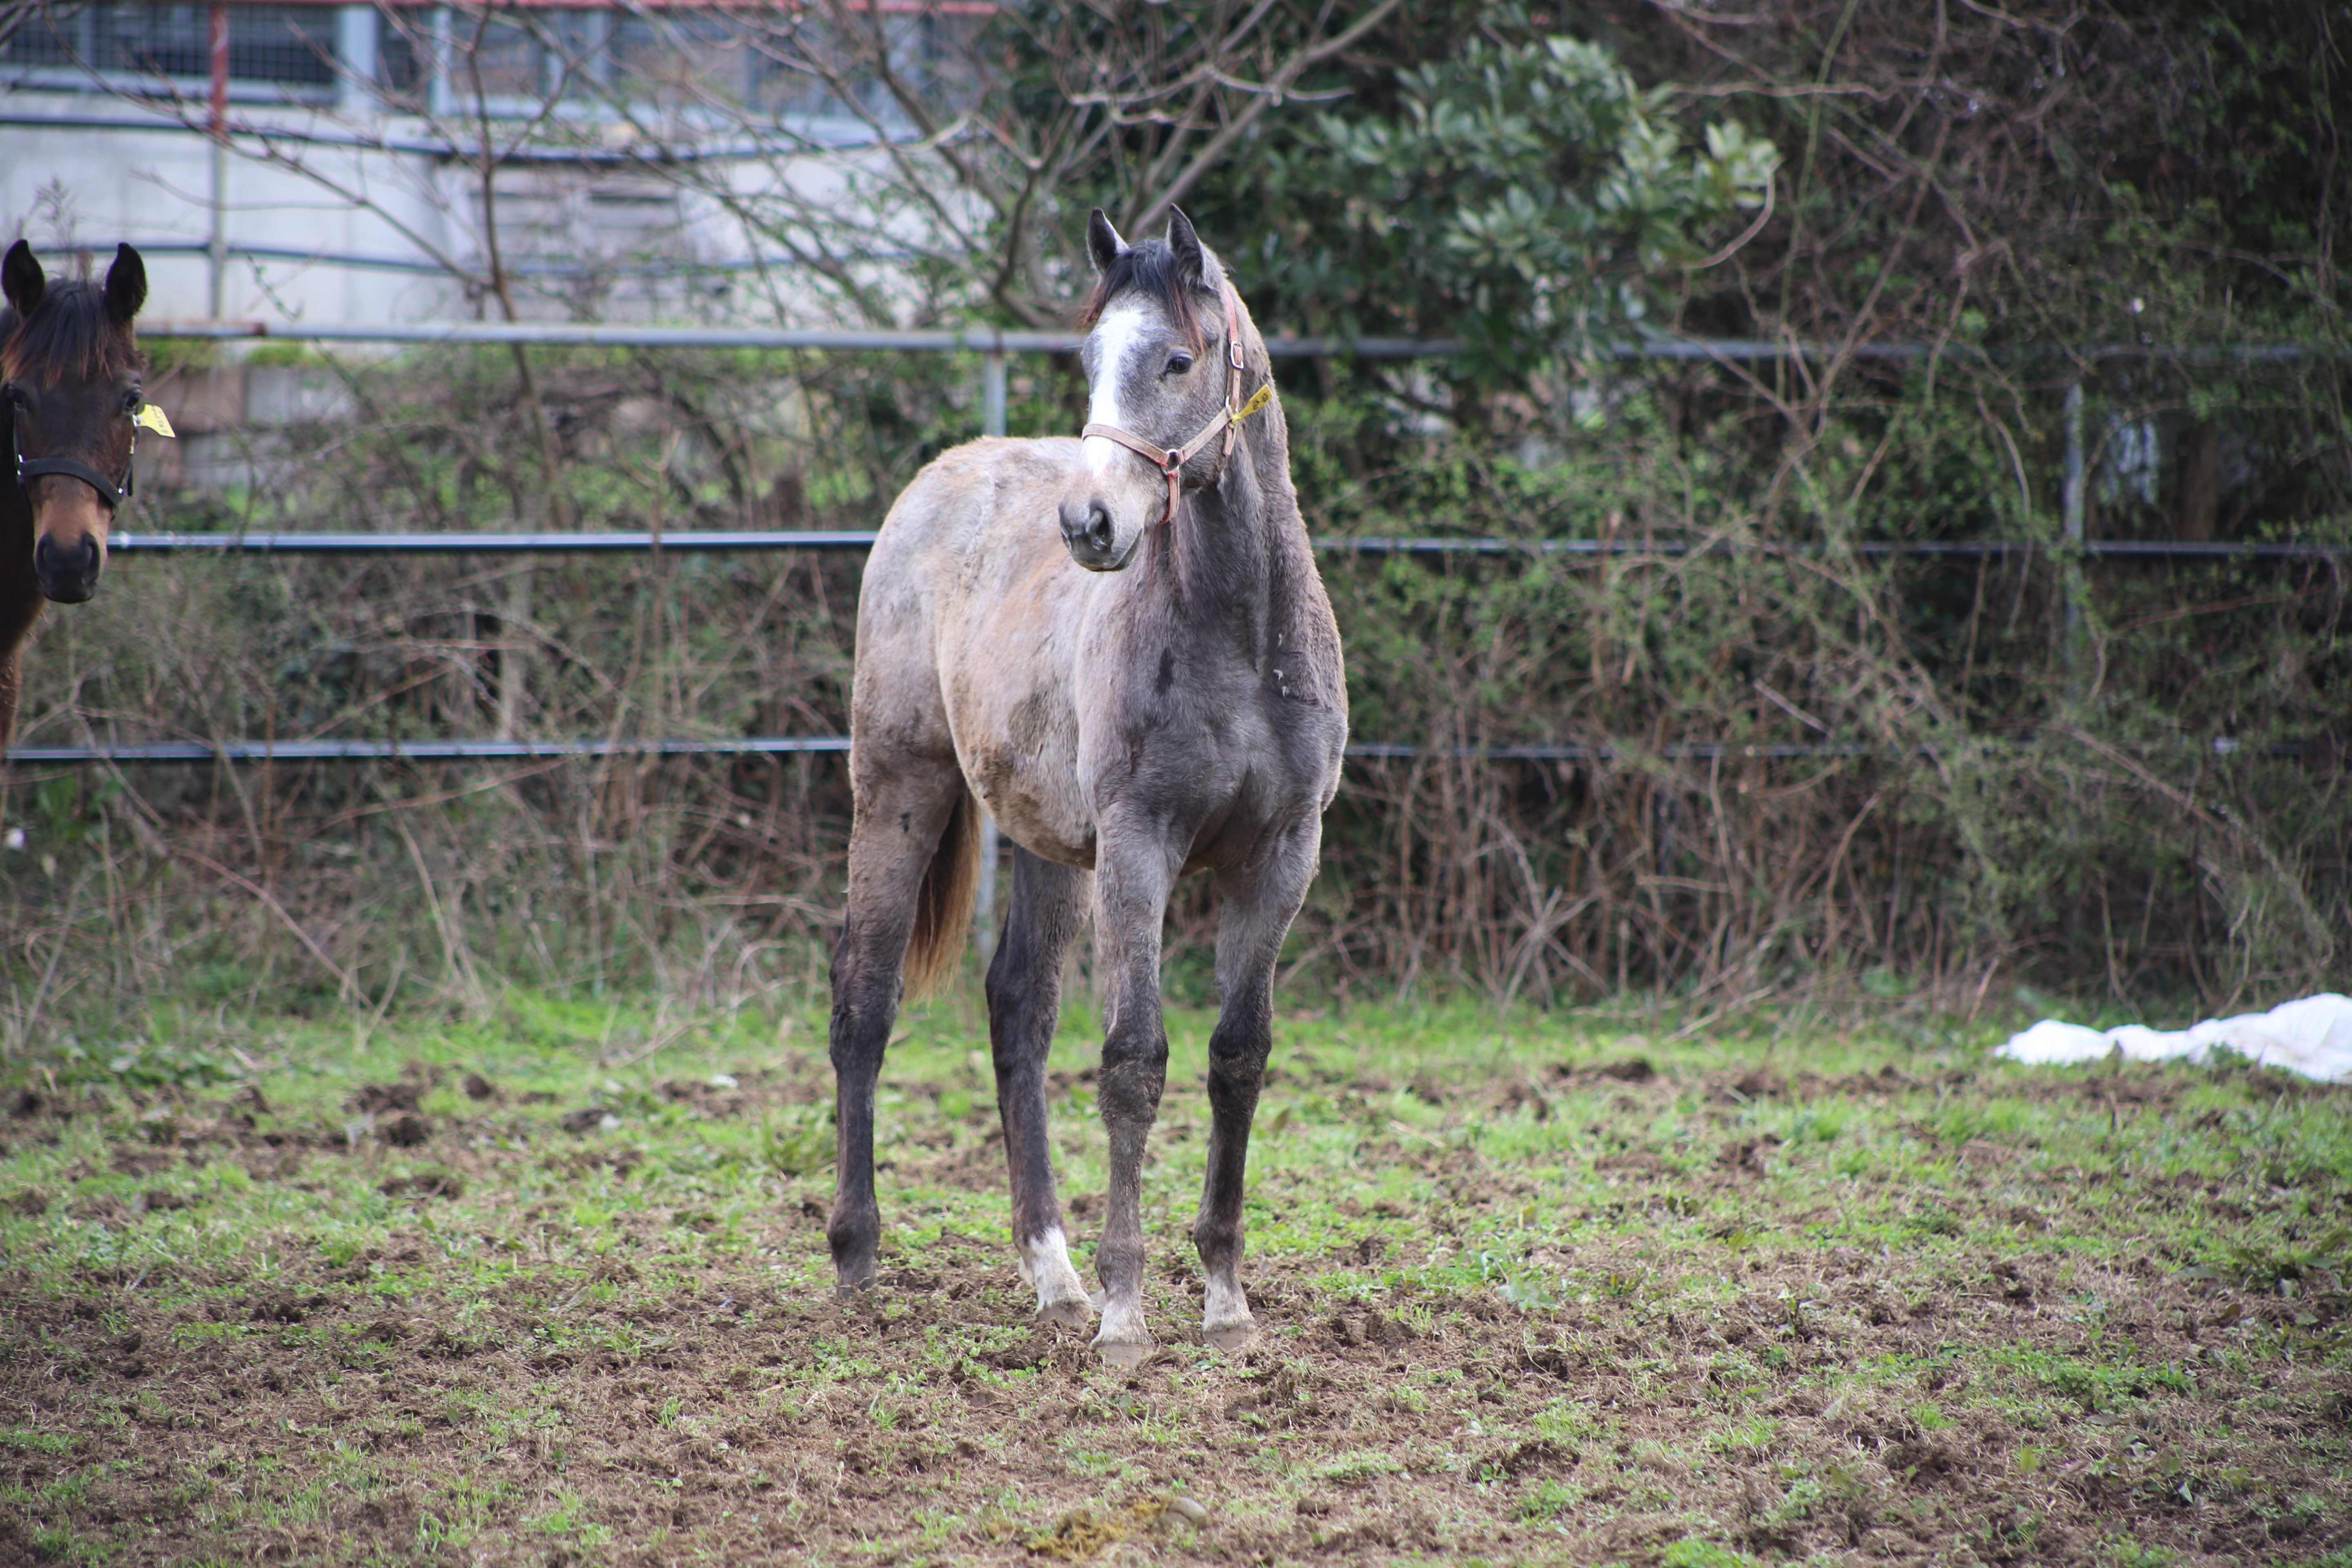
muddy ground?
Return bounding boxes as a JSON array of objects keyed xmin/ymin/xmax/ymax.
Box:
[{"xmin": 1, "ymin": 1004, "xmax": 2348, "ymax": 1565}]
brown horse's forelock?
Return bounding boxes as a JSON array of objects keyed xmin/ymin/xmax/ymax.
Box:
[
  {"xmin": 0, "ymin": 282, "xmax": 143, "ymax": 387},
  {"xmin": 1077, "ymin": 240, "xmax": 1205, "ymax": 351}
]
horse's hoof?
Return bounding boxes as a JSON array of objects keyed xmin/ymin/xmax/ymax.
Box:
[
  {"xmin": 1036, "ymin": 1296, "xmax": 1094, "ymax": 1329},
  {"xmin": 1202, "ymin": 1316, "xmax": 1259, "ymax": 1354},
  {"xmin": 1094, "ymin": 1336, "xmax": 1154, "ymax": 1369}
]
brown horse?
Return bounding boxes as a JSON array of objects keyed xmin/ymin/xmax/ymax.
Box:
[
  {"xmin": 826, "ymin": 209, "xmax": 1348, "ymax": 1364},
  {"xmin": 0, "ymin": 241, "xmax": 152, "ymax": 749}
]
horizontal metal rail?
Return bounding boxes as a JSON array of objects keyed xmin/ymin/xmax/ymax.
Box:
[
  {"xmin": 137, "ymin": 317, "xmax": 2334, "ymax": 365},
  {"xmin": 103, "ymin": 530, "xmax": 2345, "ymax": 560},
  {"xmin": 108, "ymin": 529, "xmax": 883, "ymax": 555},
  {"xmin": 141, "ymin": 318, "xmax": 1450, "ymax": 359},
  {"xmin": 114, "ymin": 239, "xmax": 875, "ymax": 281},
  {"xmin": 4, "ymin": 737, "xmax": 2310, "ymax": 766},
  {"xmin": 0, "ymin": 110, "xmax": 916, "ymax": 163},
  {"xmin": 1347, "ymin": 738, "xmax": 2311, "ymax": 761},
  {"xmin": 4, "ymin": 737, "xmax": 848, "ymax": 764}
]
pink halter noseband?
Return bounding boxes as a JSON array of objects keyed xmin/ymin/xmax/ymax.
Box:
[{"xmin": 1080, "ymin": 275, "xmax": 1274, "ymax": 528}]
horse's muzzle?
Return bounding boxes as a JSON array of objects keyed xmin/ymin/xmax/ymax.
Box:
[
  {"xmin": 1060, "ymin": 497, "xmax": 1130, "ymax": 572},
  {"xmin": 35, "ymin": 532, "xmax": 103, "ymax": 603}
]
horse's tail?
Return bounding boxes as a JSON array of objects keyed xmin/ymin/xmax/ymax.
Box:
[{"xmin": 904, "ymin": 783, "xmax": 982, "ymax": 1000}]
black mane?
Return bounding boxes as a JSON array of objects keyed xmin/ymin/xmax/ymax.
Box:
[
  {"xmin": 1, "ymin": 281, "xmax": 143, "ymax": 386},
  {"xmin": 1078, "ymin": 238, "xmax": 1206, "ymax": 350}
]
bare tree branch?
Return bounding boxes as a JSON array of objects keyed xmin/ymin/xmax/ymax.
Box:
[{"xmin": 1126, "ymin": 0, "xmax": 1405, "ymax": 234}]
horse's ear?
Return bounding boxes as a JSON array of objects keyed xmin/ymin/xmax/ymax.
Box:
[
  {"xmin": 1165, "ymin": 208, "xmax": 1208, "ymax": 293},
  {"xmin": 2, "ymin": 241, "xmax": 43, "ymax": 317},
  {"xmin": 105, "ymin": 244, "xmax": 147, "ymax": 324},
  {"xmin": 1086, "ymin": 209, "xmax": 1127, "ymax": 278}
]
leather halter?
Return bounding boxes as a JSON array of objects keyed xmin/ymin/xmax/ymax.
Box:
[
  {"xmin": 9, "ymin": 403, "xmax": 136, "ymax": 508},
  {"xmin": 1081, "ymin": 276, "xmax": 1273, "ymax": 528}
]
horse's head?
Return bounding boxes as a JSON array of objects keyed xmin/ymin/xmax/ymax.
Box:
[
  {"xmin": 2, "ymin": 241, "xmax": 149, "ymax": 604},
  {"xmin": 1062, "ymin": 208, "xmax": 1255, "ymax": 572}
]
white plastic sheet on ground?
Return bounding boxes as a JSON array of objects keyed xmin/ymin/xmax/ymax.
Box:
[{"xmin": 1996, "ymin": 993, "xmax": 2352, "ymax": 1083}]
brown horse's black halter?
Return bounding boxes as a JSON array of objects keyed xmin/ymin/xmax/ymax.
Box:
[
  {"xmin": 7, "ymin": 396, "xmax": 138, "ymax": 508},
  {"xmin": 1082, "ymin": 276, "xmax": 1274, "ymax": 528}
]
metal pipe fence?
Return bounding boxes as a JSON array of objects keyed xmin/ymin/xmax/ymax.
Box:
[
  {"xmin": 11, "ymin": 316, "xmax": 2333, "ymax": 776},
  {"xmin": 18, "ymin": 314, "xmax": 2334, "ymax": 949}
]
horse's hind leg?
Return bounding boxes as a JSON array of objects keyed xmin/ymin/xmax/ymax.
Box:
[
  {"xmin": 1194, "ymin": 815, "xmax": 1323, "ymax": 1352},
  {"xmin": 828, "ymin": 764, "xmax": 967, "ymax": 1290},
  {"xmin": 985, "ymin": 845, "xmax": 1094, "ymax": 1324}
]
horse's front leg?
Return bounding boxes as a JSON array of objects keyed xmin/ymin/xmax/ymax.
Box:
[
  {"xmin": 1195, "ymin": 816, "xmax": 1321, "ymax": 1352},
  {"xmin": 1089, "ymin": 818, "xmax": 1181, "ymax": 1366},
  {"xmin": 0, "ymin": 587, "xmax": 43, "ymax": 753}
]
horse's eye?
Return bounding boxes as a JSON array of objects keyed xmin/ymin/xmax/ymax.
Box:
[
  {"xmin": 124, "ymin": 390, "xmax": 144, "ymax": 414},
  {"xmin": 2, "ymin": 384, "xmax": 22, "ymax": 410},
  {"xmin": 1165, "ymin": 354, "xmax": 1194, "ymax": 376}
]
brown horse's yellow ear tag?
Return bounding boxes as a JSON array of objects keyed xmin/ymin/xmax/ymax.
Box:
[
  {"xmin": 135, "ymin": 405, "xmax": 176, "ymax": 437},
  {"xmin": 1235, "ymin": 384, "xmax": 1273, "ymax": 422}
]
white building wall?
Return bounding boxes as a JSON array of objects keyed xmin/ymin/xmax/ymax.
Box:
[
  {"xmin": 1, "ymin": 94, "xmax": 465, "ymax": 324},
  {"xmin": 3, "ymin": 0, "xmax": 970, "ymax": 334},
  {"xmin": 1, "ymin": 96, "xmax": 934, "ymax": 330}
]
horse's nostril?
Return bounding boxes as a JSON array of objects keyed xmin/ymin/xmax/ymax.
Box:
[
  {"xmin": 33, "ymin": 534, "xmax": 102, "ymax": 600},
  {"xmin": 1059, "ymin": 498, "xmax": 1122, "ymax": 565}
]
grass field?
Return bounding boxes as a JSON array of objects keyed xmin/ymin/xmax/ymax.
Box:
[{"xmin": 1, "ymin": 990, "xmax": 2348, "ymax": 1566}]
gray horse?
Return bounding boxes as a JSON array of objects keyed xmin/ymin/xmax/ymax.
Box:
[{"xmin": 825, "ymin": 209, "xmax": 1347, "ymax": 1364}]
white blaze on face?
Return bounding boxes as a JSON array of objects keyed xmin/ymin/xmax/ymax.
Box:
[{"xmin": 1081, "ymin": 299, "xmax": 1152, "ymax": 477}]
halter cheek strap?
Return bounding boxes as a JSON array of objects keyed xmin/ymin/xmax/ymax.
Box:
[{"xmin": 1081, "ymin": 276, "xmax": 1274, "ymax": 528}]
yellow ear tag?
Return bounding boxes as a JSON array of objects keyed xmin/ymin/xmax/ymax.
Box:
[
  {"xmin": 1235, "ymin": 383, "xmax": 1274, "ymax": 421},
  {"xmin": 134, "ymin": 405, "xmax": 176, "ymax": 438}
]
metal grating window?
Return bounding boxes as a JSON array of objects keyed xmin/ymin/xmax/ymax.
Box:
[
  {"xmin": 2, "ymin": 4, "xmax": 982, "ymax": 120},
  {"xmin": 3, "ymin": 4, "xmax": 337, "ymax": 87}
]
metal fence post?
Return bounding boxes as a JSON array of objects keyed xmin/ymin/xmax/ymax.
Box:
[
  {"xmin": 2062, "ymin": 381, "xmax": 2086, "ymax": 696},
  {"xmin": 207, "ymin": 0, "xmax": 229, "ymax": 321},
  {"xmin": 337, "ymin": 6, "xmax": 379, "ymax": 118},
  {"xmin": 976, "ymin": 349, "xmax": 1009, "ymax": 961},
  {"xmin": 982, "ymin": 349, "xmax": 1008, "ymax": 443},
  {"xmin": 428, "ymin": 7, "xmax": 454, "ymax": 120}
]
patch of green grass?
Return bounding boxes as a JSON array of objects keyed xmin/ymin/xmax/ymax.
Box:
[
  {"xmin": 0, "ymin": 1427, "xmax": 74, "ymax": 1454},
  {"xmin": 1312, "ymin": 1449, "xmax": 1405, "ymax": 1483}
]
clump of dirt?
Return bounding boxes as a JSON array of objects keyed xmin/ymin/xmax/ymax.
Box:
[
  {"xmin": 378, "ymin": 1172, "xmax": 465, "ymax": 1201},
  {"xmin": 1026, "ymin": 1499, "xmax": 1170, "ymax": 1559},
  {"xmin": 348, "ymin": 1082, "xmax": 422, "ymax": 1115},
  {"xmin": 379, "ymin": 1111, "xmax": 432, "ymax": 1147}
]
